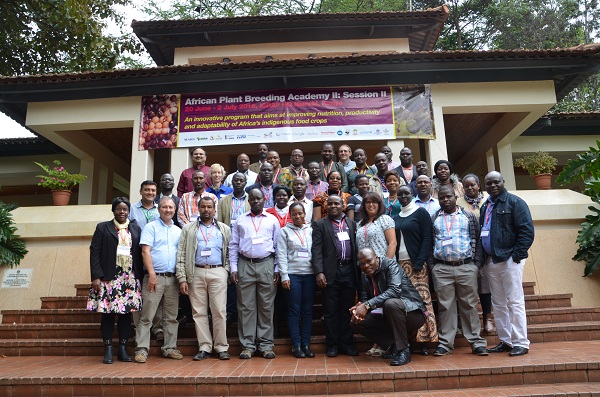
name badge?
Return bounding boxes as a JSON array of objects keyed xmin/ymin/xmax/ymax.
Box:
[
  {"xmin": 200, "ymin": 248, "xmax": 211, "ymax": 257},
  {"xmin": 481, "ymin": 230, "xmax": 490, "ymax": 237},
  {"xmin": 371, "ymin": 307, "xmax": 384, "ymax": 315},
  {"xmin": 117, "ymin": 246, "xmax": 130, "ymax": 256},
  {"xmin": 297, "ymin": 248, "xmax": 309, "ymax": 258},
  {"xmin": 337, "ymin": 231, "xmax": 350, "ymax": 241},
  {"xmin": 442, "ymin": 237, "xmax": 453, "ymax": 247},
  {"xmin": 252, "ymin": 236, "xmax": 264, "ymax": 245}
]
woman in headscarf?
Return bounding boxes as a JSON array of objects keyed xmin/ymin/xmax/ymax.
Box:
[{"xmin": 394, "ymin": 185, "xmax": 438, "ymax": 355}]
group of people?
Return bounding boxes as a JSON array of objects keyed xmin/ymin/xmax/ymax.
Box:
[{"xmin": 87, "ymin": 142, "xmax": 535, "ymax": 367}]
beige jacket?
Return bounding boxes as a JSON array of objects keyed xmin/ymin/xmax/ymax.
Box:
[{"xmin": 176, "ymin": 220, "xmax": 231, "ymax": 284}]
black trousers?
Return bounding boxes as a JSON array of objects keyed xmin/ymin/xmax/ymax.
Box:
[
  {"xmin": 351, "ymin": 298, "xmax": 425, "ymax": 351},
  {"xmin": 322, "ymin": 264, "xmax": 356, "ymax": 349}
]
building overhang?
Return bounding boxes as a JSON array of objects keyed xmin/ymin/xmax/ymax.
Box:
[
  {"xmin": 131, "ymin": 7, "xmax": 450, "ymax": 66},
  {"xmin": 1, "ymin": 44, "xmax": 599, "ymax": 128}
]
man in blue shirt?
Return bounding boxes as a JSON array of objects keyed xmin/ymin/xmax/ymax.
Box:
[
  {"xmin": 482, "ymin": 171, "xmax": 534, "ymax": 357},
  {"xmin": 429, "ymin": 185, "xmax": 487, "ymax": 357},
  {"xmin": 129, "ymin": 180, "xmax": 159, "ymax": 228},
  {"xmin": 134, "ymin": 196, "xmax": 183, "ymax": 363},
  {"xmin": 414, "ymin": 175, "xmax": 441, "ymax": 216}
]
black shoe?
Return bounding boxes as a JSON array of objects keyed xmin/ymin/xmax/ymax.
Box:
[
  {"xmin": 218, "ymin": 351, "xmax": 231, "ymax": 360},
  {"xmin": 326, "ymin": 348, "xmax": 339, "ymax": 357},
  {"xmin": 508, "ymin": 346, "xmax": 529, "ymax": 357},
  {"xmin": 292, "ymin": 346, "xmax": 306, "ymax": 358},
  {"xmin": 487, "ymin": 342, "xmax": 512, "ymax": 353},
  {"xmin": 472, "ymin": 346, "xmax": 489, "ymax": 356},
  {"xmin": 103, "ymin": 341, "xmax": 113, "ymax": 364},
  {"xmin": 383, "ymin": 350, "xmax": 397, "ymax": 359},
  {"xmin": 117, "ymin": 342, "xmax": 132, "ymax": 362},
  {"xmin": 301, "ymin": 345, "xmax": 315, "ymax": 358},
  {"xmin": 420, "ymin": 346, "xmax": 430, "ymax": 356},
  {"xmin": 390, "ymin": 348, "xmax": 411, "ymax": 366},
  {"xmin": 193, "ymin": 351, "xmax": 210, "ymax": 361},
  {"xmin": 433, "ymin": 347, "xmax": 450, "ymax": 356},
  {"xmin": 340, "ymin": 347, "xmax": 359, "ymax": 356}
]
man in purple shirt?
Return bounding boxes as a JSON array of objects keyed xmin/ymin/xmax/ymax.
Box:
[
  {"xmin": 177, "ymin": 147, "xmax": 211, "ymax": 197},
  {"xmin": 229, "ymin": 188, "xmax": 280, "ymax": 359},
  {"xmin": 306, "ymin": 161, "xmax": 328, "ymax": 201}
]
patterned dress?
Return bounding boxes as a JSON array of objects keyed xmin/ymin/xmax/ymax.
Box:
[
  {"xmin": 356, "ymin": 215, "xmax": 395, "ymax": 258},
  {"xmin": 87, "ymin": 228, "xmax": 142, "ymax": 314},
  {"xmin": 395, "ymin": 209, "xmax": 438, "ymax": 343}
]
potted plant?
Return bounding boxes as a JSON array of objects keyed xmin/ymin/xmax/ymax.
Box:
[
  {"xmin": 34, "ymin": 160, "xmax": 87, "ymax": 205},
  {"xmin": 515, "ymin": 151, "xmax": 558, "ymax": 190}
]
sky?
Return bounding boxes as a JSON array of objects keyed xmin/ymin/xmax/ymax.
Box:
[{"xmin": 0, "ymin": 1, "xmax": 150, "ymax": 139}]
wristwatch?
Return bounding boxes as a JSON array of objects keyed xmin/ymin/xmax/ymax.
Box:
[{"xmin": 363, "ymin": 302, "xmax": 371, "ymax": 311}]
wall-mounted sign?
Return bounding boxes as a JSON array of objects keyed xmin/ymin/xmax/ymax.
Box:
[
  {"xmin": 138, "ymin": 86, "xmax": 434, "ymax": 150},
  {"xmin": 1, "ymin": 268, "xmax": 32, "ymax": 289}
]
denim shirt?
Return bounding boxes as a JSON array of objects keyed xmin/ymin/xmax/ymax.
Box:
[{"xmin": 479, "ymin": 189, "xmax": 534, "ymax": 264}]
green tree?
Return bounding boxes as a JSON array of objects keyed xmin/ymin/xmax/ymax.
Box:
[
  {"xmin": 0, "ymin": 0, "xmax": 143, "ymax": 76},
  {"xmin": 0, "ymin": 202, "xmax": 28, "ymax": 269},
  {"xmin": 141, "ymin": 0, "xmax": 314, "ymax": 19},
  {"xmin": 557, "ymin": 141, "xmax": 600, "ymax": 276}
]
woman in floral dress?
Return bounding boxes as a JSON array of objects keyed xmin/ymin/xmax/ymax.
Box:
[{"xmin": 87, "ymin": 197, "xmax": 143, "ymax": 364}]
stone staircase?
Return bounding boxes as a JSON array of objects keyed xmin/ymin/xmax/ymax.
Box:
[{"xmin": 1, "ymin": 281, "xmax": 600, "ymax": 396}]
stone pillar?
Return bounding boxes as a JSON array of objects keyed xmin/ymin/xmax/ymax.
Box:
[
  {"xmin": 171, "ymin": 147, "xmax": 190, "ymax": 189},
  {"xmin": 78, "ymin": 158, "xmax": 98, "ymax": 205},
  {"xmin": 130, "ymin": 115, "xmax": 154, "ymax": 202},
  {"xmin": 486, "ymin": 149, "xmax": 496, "ymax": 173},
  {"xmin": 497, "ymin": 142, "xmax": 516, "ymax": 190},
  {"xmin": 426, "ymin": 106, "xmax": 448, "ymax": 169}
]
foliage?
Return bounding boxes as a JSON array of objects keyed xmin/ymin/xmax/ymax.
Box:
[
  {"xmin": 0, "ymin": 0, "xmax": 143, "ymax": 76},
  {"xmin": 34, "ymin": 160, "xmax": 87, "ymax": 191},
  {"xmin": 515, "ymin": 152, "xmax": 558, "ymax": 176},
  {"xmin": 0, "ymin": 202, "xmax": 28, "ymax": 269},
  {"xmin": 141, "ymin": 0, "xmax": 315, "ymax": 19},
  {"xmin": 557, "ymin": 140, "xmax": 600, "ymax": 276}
]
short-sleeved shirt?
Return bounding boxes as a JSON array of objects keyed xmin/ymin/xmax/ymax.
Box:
[
  {"xmin": 356, "ymin": 215, "xmax": 395, "ymax": 258},
  {"xmin": 139, "ymin": 218, "xmax": 181, "ymax": 273},
  {"xmin": 433, "ymin": 208, "xmax": 472, "ymax": 262}
]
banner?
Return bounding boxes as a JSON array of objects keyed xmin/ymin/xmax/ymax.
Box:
[{"xmin": 138, "ymin": 86, "xmax": 433, "ymax": 150}]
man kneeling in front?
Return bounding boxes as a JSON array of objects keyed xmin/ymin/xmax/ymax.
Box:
[{"xmin": 350, "ymin": 247, "xmax": 427, "ymax": 366}]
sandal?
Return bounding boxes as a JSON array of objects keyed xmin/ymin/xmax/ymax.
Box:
[
  {"xmin": 366, "ymin": 347, "xmax": 376, "ymax": 356},
  {"xmin": 371, "ymin": 348, "xmax": 386, "ymax": 357}
]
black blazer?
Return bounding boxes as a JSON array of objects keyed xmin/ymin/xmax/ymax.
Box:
[
  {"xmin": 89, "ymin": 220, "xmax": 144, "ymax": 282},
  {"xmin": 312, "ymin": 216, "xmax": 359, "ymax": 284},
  {"xmin": 154, "ymin": 194, "xmax": 181, "ymax": 228},
  {"xmin": 394, "ymin": 164, "xmax": 418, "ymax": 185}
]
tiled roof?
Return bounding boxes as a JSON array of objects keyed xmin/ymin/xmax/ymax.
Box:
[
  {"xmin": 1, "ymin": 44, "xmax": 598, "ymax": 85},
  {"xmin": 131, "ymin": 7, "xmax": 450, "ymax": 64},
  {"xmin": 0, "ymin": 44, "xmax": 598, "ymax": 127}
]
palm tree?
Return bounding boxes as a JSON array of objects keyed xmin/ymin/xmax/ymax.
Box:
[{"xmin": 0, "ymin": 201, "xmax": 28, "ymax": 269}]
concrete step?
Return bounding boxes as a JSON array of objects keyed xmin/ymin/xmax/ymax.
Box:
[
  {"xmin": 0, "ymin": 341, "xmax": 598, "ymax": 396},
  {"xmin": 40, "ymin": 296, "xmax": 87, "ymax": 310},
  {"xmin": 2, "ymin": 321, "xmax": 600, "ymax": 356}
]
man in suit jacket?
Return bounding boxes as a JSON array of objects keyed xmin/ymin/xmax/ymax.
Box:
[
  {"xmin": 245, "ymin": 163, "xmax": 280, "ymax": 209},
  {"xmin": 218, "ymin": 172, "xmax": 250, "ymax": 226},
  {"xmin": 394, "ymin": 147, "xmax": 418, "ymax": 186},
  {"xmin": 312, "ymin": 195, "xmax": 359, "ymax": 357},
  {"xmin": 155, "ymin": 173, "xmax": 181, "ymax": 228}
]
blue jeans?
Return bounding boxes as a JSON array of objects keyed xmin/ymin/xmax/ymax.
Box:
[{"xmin": 285, "ymin": 274, "xmax": 316, "ymax": 346}]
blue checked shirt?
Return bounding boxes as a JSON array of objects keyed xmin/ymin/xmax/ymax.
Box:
[{"xmin": 432, "ymin": 208, "xmax": 472, "ymax": 262}]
